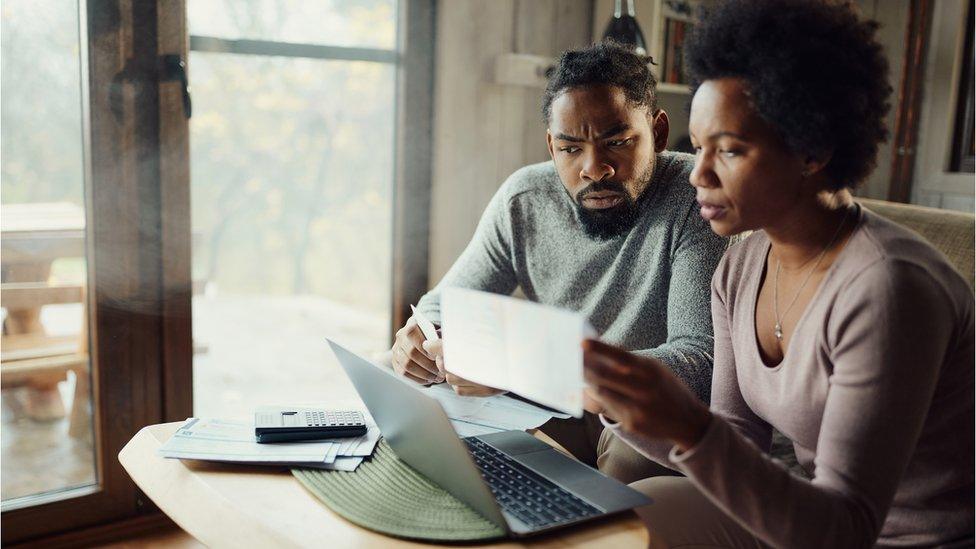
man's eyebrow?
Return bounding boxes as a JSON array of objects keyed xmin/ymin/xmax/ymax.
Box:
[
  {"xmin": 553, "ymin": 123, "xmax": 632, "ymax": 142},
  {"xmin": 554, "ymin": 132, "xmax": 584, "ymax": 142},
  {"xmin": 597, "ymin": 123, "xmax": 631, "ymax": 139}
]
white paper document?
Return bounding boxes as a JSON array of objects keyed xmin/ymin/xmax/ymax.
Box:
[
  {"xmin": 158, "ymin": 418, "xmax": 380, "ymax": 470},
  {"xmin": 418, "ymin": 382, "xmax": 570, "ymax": 437},
  {"xmin": 345, "ymin": 426, "xmax": 381, "ymax": 457},
  {"xmin": 441, "ymin": 288, "xmax": 592, "ymax": 417},
  {"xmin": 158, "ymin": 418, "xmax": 339, "ymax": 463},
  {"xmin": 354, "ymin": 354, "xmax": 570, "ymax": 438},
  {"xmin": 302, "ymin": 456, "xmax": 366, "ymax": 471}
]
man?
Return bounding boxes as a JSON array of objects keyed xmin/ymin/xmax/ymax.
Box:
[{"xmin": 391, "ymin": 41, "xmax": 727, "ymax": 483}]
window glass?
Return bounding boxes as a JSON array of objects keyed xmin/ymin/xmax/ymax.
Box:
[
  {"xmin": 188, "ymin": 0, "xmax": 397, "ymax": 50},
  {"xmin": 189, "ymin": 3, "xmax": 396, "ymax": 419},
  {"xmin": 1, "ymin": 0, "xmax": 97, "ymax": 507}
]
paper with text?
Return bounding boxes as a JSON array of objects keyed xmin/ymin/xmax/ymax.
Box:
[
  {"xmin": 441, "ymin": 288, "xmax": 591, "ymax": 417},
  {"xmin": 158, "ymin": 418, "xmax": 338, "ymax": 463},
  {"xmin": 419, "ymin": 382, "xmax": 570, "ymax": 436}
]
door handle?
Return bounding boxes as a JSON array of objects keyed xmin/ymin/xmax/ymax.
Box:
[{"xmin": 162, "ymin": 54, "xmax": 192, "ymax": 119}]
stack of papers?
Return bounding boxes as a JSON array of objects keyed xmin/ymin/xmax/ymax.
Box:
[
  {"xmin": 419, "ymin": 382, "xmax": 570, "ymax": 437},
  {"xmin": 158, "ymin": 417, "xmax": 380, "ymax": 471}
]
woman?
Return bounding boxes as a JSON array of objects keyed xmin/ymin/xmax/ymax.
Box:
[{"xmin": 583, "ymin": 1, "xmax": 975, "ymax": 547}]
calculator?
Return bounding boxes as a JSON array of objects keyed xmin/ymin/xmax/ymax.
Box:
[{"xmin": 254, "ymin": 408, "xmax": 367, "ymax": 443}]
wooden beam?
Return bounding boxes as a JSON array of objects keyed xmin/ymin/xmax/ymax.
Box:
[
  {"xmin": 0, "ymin": 354, "xmax": 88, "ymax": 386},
  {"xmin": 888, "ymin": 0, "xmax": 933, "ymax": 203},
  {"xmin": 157, "ymin": 0, "xmax": 193, "ymax": 427},
  {"xmin": 1, "ymin": 333, "xmax": 82, "ymax": 362},
  {"xmin": 0, "ymin": 283, "xmax": 84, "ymax": 310}
]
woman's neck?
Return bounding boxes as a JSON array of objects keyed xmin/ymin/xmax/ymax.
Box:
[{"xmin": 765, "ymin": 189, "xmax": 855, "ymax": 270}]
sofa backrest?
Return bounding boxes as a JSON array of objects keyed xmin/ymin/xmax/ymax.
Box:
[
  {"xmin": 858, "ymin": 198, "xmax": 974, "ymax": 289},
  {"xmin": 726, "ymin": 198, "xmax": 975, "ymax": 289}
]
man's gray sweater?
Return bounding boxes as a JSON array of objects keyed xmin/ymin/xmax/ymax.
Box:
[{"xmin": 416, "ymin": 151, "xmax": 727, "ymax": 402}]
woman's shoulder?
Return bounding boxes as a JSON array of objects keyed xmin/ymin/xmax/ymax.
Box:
[
  {"xmin": 711, "ymin": 230, "xmax": 769, "ymax": 303},
  {"xmin": 825, "ymin": 209, "xmax": 974, "ymax": 334},
  {"xmin": 845, "ymin": 209, "xmax": 972, "ymax": 299}
]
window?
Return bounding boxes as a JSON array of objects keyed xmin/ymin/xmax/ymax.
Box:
[
  {"xmin": 184, "ymin": 0, "xmax": 435, "ymax": 420},
  {"xmin": 1, "ymin": 0, "xmax": 431, "ymax": 542},
  {"xmin": 2, "ymin": 0, "xmax": 192, "ymax": 542},
  {"xmin": 1, "ymin": 0, "xmax": 96, "ymax": 507},
  {"xmin": 187, "ymin": 0, "xmax": 403, "ymax": 418}
]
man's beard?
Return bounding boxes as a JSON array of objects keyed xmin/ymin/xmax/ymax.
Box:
[{"xmin": 574, "ymin": 170, "xmax": 652, "ymax": 240}]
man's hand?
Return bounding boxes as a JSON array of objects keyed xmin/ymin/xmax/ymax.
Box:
[
  {"xmin": 583, "ymin": 339, "xmax": 712, "ymax": 451},
  {"xmin": 391, "ymin": 317, "xmax": 444, "ymax": 385},
  {"xmin": 419, "ymin": 340, "xmax": 503, "ymax": 397}
]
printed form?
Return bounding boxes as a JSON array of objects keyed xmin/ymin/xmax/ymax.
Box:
[{"xmin": 441, "ymin": 288, "xmax": 592, "ymax": 417}]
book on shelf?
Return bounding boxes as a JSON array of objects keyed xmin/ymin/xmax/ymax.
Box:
[{"xmin": 661, "ymin": 17, "xmax": 689, "ymax": 85}]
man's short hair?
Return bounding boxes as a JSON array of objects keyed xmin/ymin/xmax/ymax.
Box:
[{"xmin": 542, "ymin": 41, "xmax": 658, "ymax": 124}]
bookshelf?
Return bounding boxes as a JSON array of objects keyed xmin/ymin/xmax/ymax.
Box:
[
  {"xmin": 494, "ymin": 1, "xmax": 707, "ymax": 93},
  {"xmin": 587, "ymin": 0, "xmax": 707, "ymax": 95},
  {"xmin": 647, "ymin": 0, "xmax": 703, "ymax": 95}
]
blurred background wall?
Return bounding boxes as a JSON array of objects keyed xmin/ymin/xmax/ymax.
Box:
[{"xmin": 428, "ymin": 0, "xmax": 974, "ymax": 284}]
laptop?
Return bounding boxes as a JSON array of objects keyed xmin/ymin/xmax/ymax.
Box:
[{"xmin": 327, "ymin": 339, "xmax": 651, "ymax": 537}]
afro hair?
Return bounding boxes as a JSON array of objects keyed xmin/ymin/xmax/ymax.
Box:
[{"xmin": 684, "ymin": 0, "xmax": 892, "ymax": 189}]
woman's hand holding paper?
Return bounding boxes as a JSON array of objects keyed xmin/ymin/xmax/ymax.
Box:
[{"xmin": 582, "ymin": 339, "xmax": 712, "ymax": 452}]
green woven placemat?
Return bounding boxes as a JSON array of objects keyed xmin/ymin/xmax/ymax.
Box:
[{"xmin": 292, "ymin": 440, "xmax": 506, "ymax": 542}]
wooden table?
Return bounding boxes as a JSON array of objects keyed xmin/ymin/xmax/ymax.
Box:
[
  {"xmin": 1, "ymin": 202, "xmax": 86, "ymax": 333},
  {"xmin": 1, "ymin": 202, "xmax": 88, "ymax": 422},
  {"xmin": 119, "ymin": 422, "xmax": 649, "ymax": 548}
]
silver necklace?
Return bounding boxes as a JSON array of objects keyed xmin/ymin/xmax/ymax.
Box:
[{"xmin": 772, "ymin": 208, "xmax": 851, "ymax": 340}]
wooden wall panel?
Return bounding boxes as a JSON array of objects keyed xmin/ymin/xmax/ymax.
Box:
[
  {"xmin": 515, "ymin": 0, "xmax": 595, "ymax": 165},
  {"xmin": 428, "ymin": 0, "xmax": 594, "ymax": 283},
  {"xmin": 429, "ymin": 0, "xmax": 514, "ymax": 282}
]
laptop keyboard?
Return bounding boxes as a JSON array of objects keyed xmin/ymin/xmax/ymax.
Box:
[{"xmin": 464, "ymin": 437, "xmax": 602, "ymax": 529}]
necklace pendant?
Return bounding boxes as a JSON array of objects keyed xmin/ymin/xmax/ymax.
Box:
[{"xmin": 774, "ymin": 323, "xmax": 783, "ymax": 340}]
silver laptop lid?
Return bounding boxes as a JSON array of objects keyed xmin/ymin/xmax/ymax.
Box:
[{"xmin": 326, "ymin": 339, "xmax": 508, "ymax": 530}]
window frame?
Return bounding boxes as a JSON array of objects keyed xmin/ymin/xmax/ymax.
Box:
[
  {"xmin": 2, "ymin": 0, "xmax": 433, "ymax": 543},
  {"xmin": 391, "ymin": 0, "xmax": 434, "ymax": 332},
  {"xmin": 2, "ymin": 0, "xmax": 191, "ymax": 542}
]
